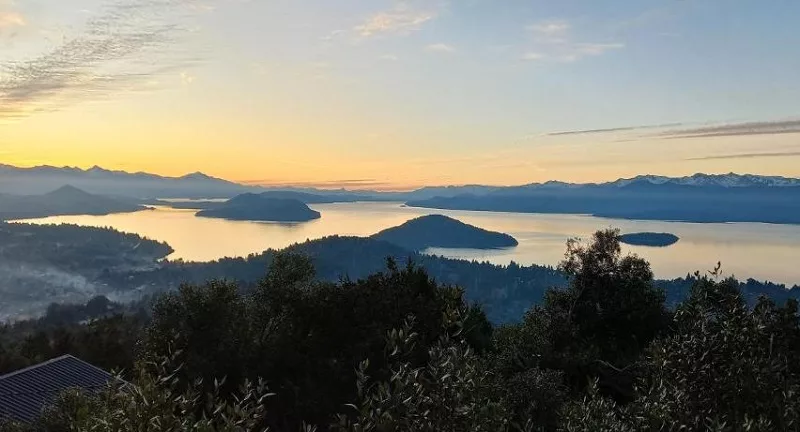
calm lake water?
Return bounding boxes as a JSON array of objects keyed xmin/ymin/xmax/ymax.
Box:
[{"xmin": 18, "ymin": 202, "xmax": 800, "ymax": 286}]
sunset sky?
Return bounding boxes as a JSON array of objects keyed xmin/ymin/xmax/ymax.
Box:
[{"xmin": 2, "ymin": 0, "xmax": 800, "ymax": 190}]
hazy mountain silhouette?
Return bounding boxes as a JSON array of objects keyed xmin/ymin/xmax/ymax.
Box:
[
  {"xmin": 4, "ymin": 164, "xmax": 800, "ymax": 224},
  {"xmin": 371, "ymin": 215, "xmax": 518, "ymax": 251},
  {"xmin": 408, "ymin": 174, "xmax": 800, "ymax": 224},
  {"xmin": 196, "ymin": 194, "xmax": 321, "ymax": 222},
  {"xmin": 0, "ymin": 164, "xmax": 254, "ymax": 199},
  {"xmin": 0, "ymin": 185, "xmax": 146, "ymax": 221}
]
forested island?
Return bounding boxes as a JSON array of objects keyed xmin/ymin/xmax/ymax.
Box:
[
  {"xmin": 371, "ymin": 214, "xmax": 518, "ymax": 251},
  {"xmin": 196, "ymin": 194, "xmax": 321, "ymax": 222},
  {"xmin": 619, "ymin": 232, "xmax": 680, "ymax": 247}
]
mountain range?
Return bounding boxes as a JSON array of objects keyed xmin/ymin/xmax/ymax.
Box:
[
  {"xmin": 3, "ymin": 164, "xmax": 800, "ymax": 223},
  {"xmin": 2, "ymin": 163, "xmax": 799, "ymax": 200},
  {"xmin": 0, "ymin": 164, "xmax": 253, "ymax": 199},
  {"xmin": 408, "ymin": 175, "xmax": 800, "ymax": 224}
]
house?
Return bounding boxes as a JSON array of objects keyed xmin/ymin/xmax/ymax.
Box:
[{"xmin": 0, "ymin": 355, "xmax": 115, "ymax": 424}]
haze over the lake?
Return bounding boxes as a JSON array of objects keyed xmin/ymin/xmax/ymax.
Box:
[{"xmin": 20, "ymin": 203, "xmax": 800, "ymax": 286}]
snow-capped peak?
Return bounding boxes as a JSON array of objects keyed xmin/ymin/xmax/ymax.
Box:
[{"xmin": 615, "ymin": 173, "xmax": 800, "ymax": 188}]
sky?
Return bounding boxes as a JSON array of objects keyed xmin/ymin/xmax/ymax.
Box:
[{"xmin": 1, "ymin": 0, "xmax": 800, "ymax": 190}]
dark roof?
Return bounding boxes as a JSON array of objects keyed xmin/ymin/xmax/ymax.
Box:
[{"xmin": 0, "ymin": 355, "xmax": 114, "ymax": 424}]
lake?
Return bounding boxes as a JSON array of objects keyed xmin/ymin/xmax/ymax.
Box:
[{"xmin": 18, "ymin": 202, "xmax": 800, "ymax": 286}]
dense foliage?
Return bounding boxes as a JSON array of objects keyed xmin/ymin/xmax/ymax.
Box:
[{"xmin": 1, "ymin": 229, "xmax": 800, "ymax": 431}]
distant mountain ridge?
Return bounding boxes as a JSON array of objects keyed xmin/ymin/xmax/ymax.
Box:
[
  {"xmin": 0, "ymin": 164, "xmax": 254, "ymax": 199},
  {"xmin": 408, "ymin": 174, "xmax": 800, "ymax": 224},
  {"xmin": 2, "ymin": 163, "xmax": 799, "ymax": 201},
  {"xmin": 610, "ymin": 173, "xmax": 800, "ymax": 188}
]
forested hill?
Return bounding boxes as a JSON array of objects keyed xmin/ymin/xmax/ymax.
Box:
[
  {"xmin": 372, "ymin": 214, "xmax": 518, "ymax": 250},
  {"xmin": 0, "ymin": 222, "xmax": 172, "ymax": 320},
  {"xmin": 0, "ymin": 186, "xmax": 146, "ymax": 221},
  {"xmin": 117, "ymin": 236, "xmax": 565, "ymax": 323},
  {"xmin": 196, "ymin": 194, "xmax": 321, "ymax": 222}
]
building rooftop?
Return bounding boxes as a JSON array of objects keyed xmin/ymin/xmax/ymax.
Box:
[{"xmin": 0, "ymin": 355, "xmax": 114, "ymax": 423}]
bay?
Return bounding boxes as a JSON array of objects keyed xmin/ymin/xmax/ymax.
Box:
[{"xmin": 17, "ymin": 202, "xmax": 800, "ymax": 286}]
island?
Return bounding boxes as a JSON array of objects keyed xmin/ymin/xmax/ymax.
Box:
[
  {"xmin": 619, "ymin": 232, "xmax": 680, "ymax": 247},
  {"xmin": 371, "ymin": 214, "xmax": 518, "ymax": 251},
  {"xmin": 196, "ymin": 194, "xmax": 321, "ymax": 222}
]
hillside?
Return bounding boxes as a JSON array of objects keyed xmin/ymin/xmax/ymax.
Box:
[
  {"xmin": 196, "ymin": 194, "xmax": 321, "ymax": 222},
  {"xmin": 0, "ymin": 186, "xmax": 147, "ymax": 221},
  {"xmin": 371, "ymin": 215, "xmax": 518, "ymax": 251},
  {"xmin": 0, "ymin": 222, "xmax": 172, "ymax": 320}
]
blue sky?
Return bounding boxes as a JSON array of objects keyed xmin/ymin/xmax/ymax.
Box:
[{"xmin": 1, "ymin": 0, "xmax": 800, "ymax": 189}]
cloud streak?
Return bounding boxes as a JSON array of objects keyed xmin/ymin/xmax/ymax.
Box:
[
  {"xmin": 425, "ymin": 43, "xmax": 455, "ymax": 53},
  {"xmin": 546, "ymin": 122, "xmax": 684, "ymax": 136},
  {"xmin": 243, "ymin": 178, "xmax": 396, "ymax": 190},
  {"xmin": 527, "ymin": 20, "xmax": 570, "ymax": 40},
  {"xmin": 662, "ymin": 119, "xmax": 800, "ymax": 139},
  {"xmin": 686, "ymin": 151, "xmax": 800, "ymax": 161},
  {"xmin": 0, "ymin": 0, "xmax": 207, "ymax": 119},
  {"xmin": 522, "ymin": 19, "xmax": 624, "ymax": 62}
]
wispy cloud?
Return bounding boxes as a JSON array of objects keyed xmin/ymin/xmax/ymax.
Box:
[
  {"xmin": 425, "ymin": 43, "xmax": 455, "ymax": 53},
  {"xmin": 663, "ymin": 119, "xmax": 800, "ymax": 139},
  {"xmin": 379, "ymin": 54, "xmax": 399, "ymax": 61},
  {"xmin": 355, "ymin": 2, "xmax": 437, "ymax": 37},
  {"xmin": 320, "ymin": 29, "xmax": 344, "ymax": 42},
  {"xmin": 0, "ymin": 0, "xmax": 209, "ymax": 119},
  {"xmin": 527, "ymin": 20, "xmax": 570, "ymax": 40},
  {"xmin": 686, "ymin": 151, "xmax": 800, "ymax": 161},
  {"xmin": 522, "ymin": 19, "xmax": 624, "ymax": 62},
  {"xmin": 521, "ymin": 52, "xmax": 544, "ymax": 61},
  {"xmin": 545, "ymin": 122, "xmax": 684, "ymax": 137},
  {"xmin": 243, "ymin": 178, "xmax": 395, "ymax": 190}
]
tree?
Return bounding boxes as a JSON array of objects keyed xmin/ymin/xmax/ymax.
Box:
[
  {"xmin": 639, "ymin": 276, "xmax": 800, "ymax": 430},
  {"xmin": 334, "ymin": 313, "xmax": 515, "ymax": 432},
  {"xmin": 141, "ymin": 254, "xmax": 480, "ymax": 429},
  {"xmin": 143, "ymin": 279, "xmax": 252, "ymax": 397},
  {"xmin": 499, "ymin": 229, "xmax": 668, "ymax": 403}
]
